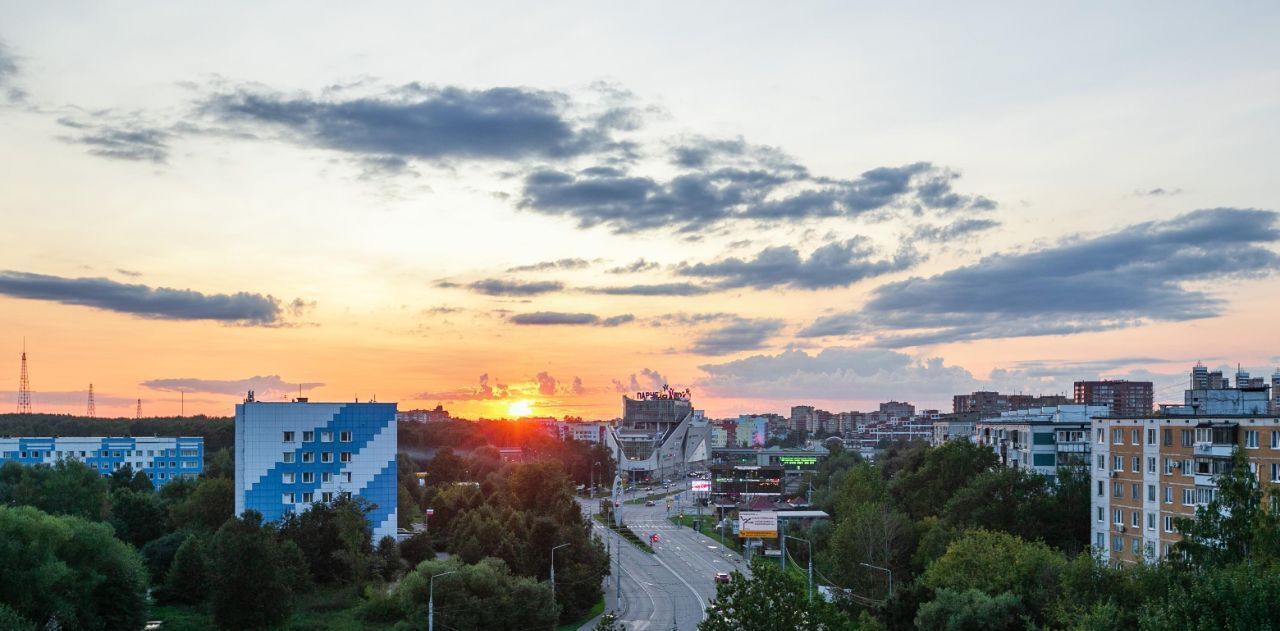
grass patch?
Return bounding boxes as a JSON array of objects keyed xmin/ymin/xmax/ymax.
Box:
[
  {"xmin": 669, "ymin": 515, "xmax": 741, "ymax": 552},
  {"xmin": 149, "ymin": 585, "xmax": 379, "ymax": 631},
  {"xmin": 593, "ymin": 513, "xmax": 655, "ymax": 553},
  {"xmin": 556, "ymin": 597, "xmax": 606, "ymax": 631}
]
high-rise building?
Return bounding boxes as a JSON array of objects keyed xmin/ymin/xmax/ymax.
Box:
[
  {"xmin": 1169, "ymin": 363, "xmax": 1272, "ymax": 415},
  {"xmin": 879, "ymin": 401, "xmax": 915, "ymax": 420},
  {"xmin": 1073, "ymin": 380, "xmax": 1154, "ymax": 417},
  {"xmin": 1090, "ymin": 413, "xmax": 1280, "ymax": 565},
  {"xmin": 952, "ymin": 391, "xmax": 1068, "ymax": 415},
  {"xmin": 789, "ymin": 405, "xmax": 815, "ymax": 433},
  {"xmin": 234, "ymin": 399, "xmax": 398, "ymax": 540},
  {"xmin": 0, "ymin": 436, "xmax": 203, "ymax": 486},
  {"xmin": 1272, "ymin": 369, "xmax": 1280, "ymax": 414},
  {"xmin": 610, "ymin": 388, "xmax": 708, "ymax": 481}
]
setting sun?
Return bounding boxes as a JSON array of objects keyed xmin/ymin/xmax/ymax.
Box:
[{"xmin": 507, "ymin": 399, "xmax": 533, "ymax": 418}]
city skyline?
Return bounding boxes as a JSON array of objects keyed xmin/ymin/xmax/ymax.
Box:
[{"xmin": 2, "ymin": 3, "xmax": 1279, "ymax": 419}]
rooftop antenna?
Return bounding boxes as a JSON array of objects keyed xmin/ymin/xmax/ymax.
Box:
[
  {"xmin": 17, "ymin": 338, "xmax": 31, "ymax": 414},
  {"xmin": 87, "ymin": 384, "xmax": 96, "ymax": 418}
]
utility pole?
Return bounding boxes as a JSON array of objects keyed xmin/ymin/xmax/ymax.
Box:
[
  {"xmin": 550, "ymin": 543, "xmax": 570, "ymax": 602},
  {"xmin": 783, "ymin": 535, "xmax": 813, "ymax": 604},
  {"xmin": 429, "ymin": 570, "xmax": 456, "ymax": 631},
  {"xmin": 860, "ymin": 562, "xmax": 893, "ymax": 598}
]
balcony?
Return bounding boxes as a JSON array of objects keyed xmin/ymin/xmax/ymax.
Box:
[
  {"xmin": 1193, "ymin": 443, "xmax": 1234, "ymax": 458},
  {"xmin": 1194, "ymin": 473, "xmax": 1217, "ymax": 488}
]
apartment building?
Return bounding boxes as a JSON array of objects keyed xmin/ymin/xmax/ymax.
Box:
[
  {"xmin": 1090, "ymin": 414, "xmax": 1280, "ymax": 565},
  {"xmin": 974, "ymin": 405, "xmax": 1104, "ymax": 481},
  {"xmin": 0, "ymin": 435, "xmax": 203, "ymax": 486}
]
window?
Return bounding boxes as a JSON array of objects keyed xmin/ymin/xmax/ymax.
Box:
[
  {"xmin": 1163, "ymin": 429, "xmax": 1172, "ymax": 446},
  {"xmin": 1164, "ymin": 515, "xmax": 1174, "ymax": 532},
  {"xmin": 322, "ymin": 492, "xmax": 333, "ymax": 503},
  {"xmin": 1131, "ymin": 537, "xmax": 1141, "ymax": 554},
  {"xmin": 1181, "ymin": 429, "xmax": 1193, "ymax": 447},
  {"xmin": 283, "ymin": 492, "xmax": 296, "ymax": 504},
  {"xmin": 1164, "ymin": 486, "xmax": 1173, "ymax": 503},
  {"xmin": 182, "ymin": 461, "xmax": 198, "ymax": 468},
  {"xmin": 1096, "ymin": 454, "xmax": 1105, "ymax": 470},
  {"xmin": 1113, "ymin": 509, "xmax": 1123, "ymax": 524},
  {"xmin": 1131, "ymin": 483, "xmax": 1139, "ymax": 500},
  {"xmin": 158, "ymin": 461, "xmax": 166, "ymax": 468},
  {"xmin": 1113, "ymin": 482, "xmax": 1122, "ymax": 498},
  {"xmin": 1097, "ymin": 480, "xmax": 1105, "ymax": 496},
  {"xmin": 1147, "ymin": 484, "xmax": 1156, "ymax": 501},
  {"xmin": 321, "ymin": 452, "xmax": 333, "ymax": 463},
  {"xmin": 322, "ymin": 472, "xmax": 332, "ymax": 483},
  {"xmin": 343, "ymin": 472, "xmax": 352, "ymax": 483},
  {"xmin": 339, "ymin": 431, "xmax": 353, "ymax": 443},
  {"xmin": 114, "ymin": 451, "xmax": 122, "ymax": 457},
  {"xmin": 1147, "ymin": 457, "xmax": 1156, "ymax": 473},
  {"xmin": 1183, "ymin": 459, "xmax": 1193, "ymax": 476},
  {"xmin": 321, "ymin": 431, "xmax": 333, "ymax": 442},
  {"xmin": 1164, "ymin": 458, "xmax": 1173, "ymax": 475},
  {"xmin": 282, "ymin": 472, "xmax": 295, "ymax": 484},
  {"xmin": 1114, "ymin": 456, "xmax": 1124, "ymax": 471},
  {"xmin": 1112, "ymin": 534, "xmax": 1123, "ymax": 552},
  {"xmin": 302, "ymin": 452, "xmax": 314, "ymax": 463},
  {"xmin": 1096, "ymin": 507, "xmax": 1104, "ymax": 522},
  {"xmin": 303, "ymin": 431, "xmax": 314, "ymax": 442},
  {"xmin": 1131, "ymin": 511, "xmax": 1140, "ymax": 527},
  {"xmin": 1113, "ymin": 429, "xmax": 1123, "ymax": 444},
  {"xmin": 1246, "ymin": 430, "xmax": 1259, "ymax": 449},
  {"xmin": 159, "ymin": 472, "xmax": 166, "ymax": 480},
  {"xmin": 1182, "ymin": 489, "xmax": 1194, "ymax": 505},
  {"xmin": 283, "ymin": 452, "xmax": 295, "ymax": 464},
  {"xmin": 1131, "ymin": 429, "xmax": 1140, "ymax": 445},
  {"xmin": 1273, "ymin": 431, "xmax": 1280, "ymax": 449},
  {"xmin": 340, "ymin": 452, "xmax": 351, "ymax": 463},
  {"xmin": 1147, "ymin": 429, "xmax": 1156, "ymax": 445},
  {"xmin": 302, "ymin": 492, "xmax": 314, "ymax": 503},
  {"xmin": 1131, "ymin": 456, "xmax": 1140, "ymax": 473},
  {"xmin": 1096, "ymin": 532, "xmax": 1105, "ymax": 549},
  {"xmin": 180, "ymin": 449, "xmax": 198, "ymax": 457},
  {"xmin": 1096, "ymin": 429, "xmax": 1105, "ymax": 444},
  {"xmin": 1272, "ymin": 463, "xmax": 1280, "ymax": 482},
  {"xmin": 302, "ymin": 472, "xmax": 314, "ymax": 484},
  {"xmin": 1147, "ymin": 512, "xmax": 1155, "ymax": 530},
  {"xmin": 283, "ymin": 431, "xmax": 295, "ymax": 442}
]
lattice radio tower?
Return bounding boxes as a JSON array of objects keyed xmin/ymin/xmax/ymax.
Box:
[
  {"xmin": 136, "ymin": 398, "xmax": 142, "ymax": 419},
  {"xmin": 87, "ymin": 384, "xmax": 96, "ymax": 418},
  {"xmin": 17, "ymin": 339, "xmax": 31, "ymax": 414}
]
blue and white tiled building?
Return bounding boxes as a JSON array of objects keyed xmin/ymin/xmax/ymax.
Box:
[
  {"xmin": 234, "ymin": 400, "xmax": 398, "ymax": 540},
  {"xmin": 0, "ymin": 436, "xmax": 204, "ymax": 486}
]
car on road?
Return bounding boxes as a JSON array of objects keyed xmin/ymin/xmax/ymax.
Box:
[
  {"xmin": 645, "ymin": 500, "xmax": 656, "ymax": 507},
  {"xmin": 714, "ymin": 572, "xmax": 731, "ymax": 584}
]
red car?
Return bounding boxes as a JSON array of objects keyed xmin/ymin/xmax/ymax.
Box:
[{"xmin": 714, "ymin": 572, "xmax": 731, "ymax": 584}]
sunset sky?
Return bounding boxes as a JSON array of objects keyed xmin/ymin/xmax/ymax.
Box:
[{"xmin": 2, "ymin": 2, "xmax": 1278, "ymax": 419}]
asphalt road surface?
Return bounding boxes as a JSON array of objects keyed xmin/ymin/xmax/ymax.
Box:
[{"xmin": 581, "ymin": 481, "xmax": 752, "ymax": 630}]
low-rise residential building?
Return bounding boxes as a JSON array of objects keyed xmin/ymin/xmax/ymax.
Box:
[
  {"xmin": 0, "ymin": 435, "xmax": 204, "ymax": 486},
  {"xmin": 975, "ymin": 405, "xmax": 1106, "ymax": 480},
  {"xmin": 931, "ymin": 412, "xmax": 979, "ymax": 446}
]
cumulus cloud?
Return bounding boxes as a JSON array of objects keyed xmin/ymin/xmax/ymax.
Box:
[
  {"xmin": 911, "ymin": 218, "xmax": 1001, "ymax": 243},
  {"xmin": 506, "ymin": 258, "xmax": 592, "ymax": 273},
  {"xmin": 1137, "ymin": 187, "xmax": 1183, "ymax": 196},
  {"xmin": 612, "ymin": 368, "xmax": 671, "ymax": 393},
  {"xmin": 607, "ymin": 259, "xmax": 660, "ymax": 274},
  {"xmin": 201, "ymin": 84, "xmax": 635, "ymax": 163},
  {"xmin": 676, "ymin": 238, "xmax": 918, "ymax": 290},
  {"xmin": 585, "ymin": 282, "xmax": 710, "ymax": 296},
  {"xmin": 417, "ymin": 373, "xmax": 511, "ymax": 401},
  {"xmin": 0, "ymin": 270, "xmax": 288, "ymax": 325},
  {"xmin": 509, "ymin": 311, "xmax": 634, "ymax": 326},
  {"xmin": 535, "ymin": 371, "xmax": 558, "ymax": 396},
  {"xmin": 519, "ymin": 140, "xmax": 995, "ymax": 234},
  {"xmin": 800, "ymin": 207, "xmax": 1280, "ymax": 346},
  {"xmin": 460, "ymin": 278, "xmax": 565, "ymax": 296},
  {"xmin": 691, "ymin": 317, "xmax": 785, "ymax": 355},
  {"xmin": 142, "ymin": 375, "xmax": 322, "ymax": 397},
  {"xmin": 56, "ymin": 115, "xmax": 171, "ymax": 163}
]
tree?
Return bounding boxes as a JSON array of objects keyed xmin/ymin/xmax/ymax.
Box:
[
  {"xmin": 207, "ymin": 511, "xmax": 310, "ymax": 630},
  {"xmin": 140, "ymin": 530, "xmax": 194, "ymax": 583},
  {"xmin": 0, "ymin": 604, "xmax": 36, "ymax": 631},
  {"xmin": 160, "ymin": 535, "xmax": 208, "ymax": 605},
  {"xmin": 278, "ymin": 496, "xmax": 374, "ymax": 584},
  {"xmin": 593, "ymin": 612, "xmax": 624, "ymax": 631},
  {"xmin": 167, "ymin": 476, "xmax": 234, "ymax": 532},
  {"xmin": 373, "ymin": 535, "xmax": 403, "ymax": 582},
  {"xmin": 889, "ymin": 440, "xmax": 997, "ymax": 519},
  {"xmin": 108, "ymin": 487, "xmax": 168, "ymax": 548},
  {"xmin": 825, "ymin": 500, "xmax": 915, "ymax": 598},
  {"xmin": 394, "ymin": 558, "xmax": 558, "ymax": 630},
  {"xmin": 1173, "ymin": 448, "xmax": 1280, "ymax": 568},
  {"xmin": 914, "ymin": 588, "xmax": 1022, "ymax": 631},
  {"xmin": 922, "ymin": 529, "xmax": 1066, "ymax": 624},
  {"xmin": 698, "ymin": 557, "xmax": 852, "ymax": 631},
  {"xmin": 400, "ymin": 530, "xmax": 436, "ymax": 568},
  {"xmin": 0, "ymin": 505, "xmax": 148, "ymax": 630},
  {"xmin": 0, "ymin": 459, "xmax": 108, "ymax": 520}
]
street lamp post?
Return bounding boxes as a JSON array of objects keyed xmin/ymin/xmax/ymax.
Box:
[
  {"xmin": 591, "ymin": 461, "xmax": 601, "ymax": 499},
  {"xmin": 550, "ymin": 543, "xmax": 570, "ymax": 601},
  {"xmin": 782, "ymin": 535, "xmax": 814, "ymax": 604},
  {"xmin": 429, "ymin": 570, "xmax": 456, "ymax": 631},
  {"xmin": 860, "ymin": 562, "xmax": 893, "ymax": 598}
]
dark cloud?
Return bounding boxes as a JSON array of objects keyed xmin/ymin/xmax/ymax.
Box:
[
  {"xmin": 115, "ymin": 268, "xmax": 142, "ymax": 277},
  {"xmin": 691, "ymin": 318, "xmax": 785, "ymax": 355},
  {"xmin": 508, "ymin": 311, "xmax": 634, "ymax": 326},
  {"xmin": 56, "ymin": 115, "xmax": 171, "ymax": 163},
  {"xmin": 202, "ymin": 84, "xmax": 633, "ymax": 163},
  {"xmin": 461, "ymin": 279, "xmax": 565, "ymax": 296},
  {"xmin": 417, "ymin": 373, "xmax": 510, "ymax": 401},
  {"xmin": 520, "ymin": 148, "xmax": 993, "ymax": 233},
  {"xmin": 0, "ymin": 270, "xmax": 287, "ymax": 325},
  {"xmin": 912, "ymin": 218, "xmax": 1001, "ymax": 242},
  {"xmin": 535, "ymin": 371, "xmax": 558, "ymax": 396},
  {"xmin": 676, "ymin": 238, "xmax": 918, "ymax": 290},
  {"xmin": 506, "ymin": 258, "xmax": 592, "ymax": 273},
  {"xmin": 0, "ymin": 38, "xmax": 24, "ymax": 102},
  {"xmin": 142, "ymin": 375, "xmax": 322, "ymax": 396},
  {"xmin": 651, "ymin": 312, "xmax": 737, "ymax": 326},
  {"xmin": 612, "ymin": 368, "xmax": 671, "ymax": 393},
  {"xmin": 800, "ymin": 208, "xmax": 1280, "ymax": 346},
  {"xmin": 586, "ymin": 283, "xmax": 710, "ymax": 296},
  {"xmin": 1138, "ymin": 187, "xmax": 1183, "ymax": 197},
  {"xmin": 606, "ymin": 259, "xmax": 660, "ymax": 274}
]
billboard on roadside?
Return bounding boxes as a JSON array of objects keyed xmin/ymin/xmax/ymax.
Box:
[
  {"xmin": 691, "ymin": 480, "xmax": 711, "ymax": 493},
  {"xmin": 739, "ymin": 511, "xmax": 778, "ymax": 538}
]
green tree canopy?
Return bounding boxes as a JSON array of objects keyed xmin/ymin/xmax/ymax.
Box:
[
  {"xmin": 699, "ymin": 557, "xmax": 853, "ymax": 631},
  {"xmin": 207, "ymin": 511, "xmax": 310, "ymax": 630}
]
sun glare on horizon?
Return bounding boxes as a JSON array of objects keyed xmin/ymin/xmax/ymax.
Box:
[{"xmin": 507, "ymin": 399, "xmax": 533, "ymax": 418}]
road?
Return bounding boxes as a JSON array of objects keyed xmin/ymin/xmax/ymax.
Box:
[{"xmin": 581, "ymin": 480, "xmax": 752, "ymax": 630}]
